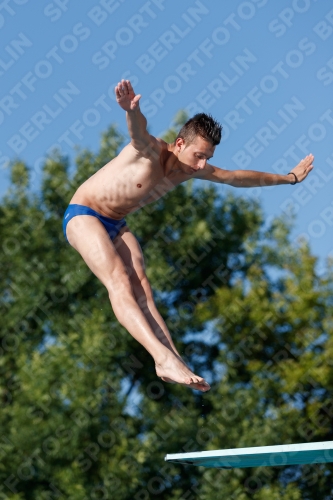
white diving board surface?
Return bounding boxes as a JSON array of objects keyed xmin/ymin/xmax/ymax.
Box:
[{"xmin": 165, "ymin": 441, "xmax": 333, "ymax": 469}]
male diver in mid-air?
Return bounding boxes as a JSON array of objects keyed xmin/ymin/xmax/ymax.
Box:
[{"xmin": 63, "ymin": 80, "xmax": 314, "ymax": 392}]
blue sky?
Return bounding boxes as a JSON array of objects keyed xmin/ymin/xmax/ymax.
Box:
[{"xmin": 1, "ymin": 0, "xmax": 333, "ymax": 267}]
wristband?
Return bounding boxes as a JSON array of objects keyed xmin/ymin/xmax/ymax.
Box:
[{"xmin": 288, "ymin": 172, "xmax": 298, "ymax": 185}]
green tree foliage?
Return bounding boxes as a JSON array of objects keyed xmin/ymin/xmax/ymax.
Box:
[{"xmin": 0, "ymin": 121, "xmax": 332, "ymax": 499}]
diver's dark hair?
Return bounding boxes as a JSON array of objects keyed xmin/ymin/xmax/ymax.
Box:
[{"xmin": 176, "ymin": 113, "xmax": 222, "ymax": 146}]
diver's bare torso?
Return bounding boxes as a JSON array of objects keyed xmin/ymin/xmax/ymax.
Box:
[{"xmin": 70, "ymin": 139, "xmax": 191, "ymax": 219}]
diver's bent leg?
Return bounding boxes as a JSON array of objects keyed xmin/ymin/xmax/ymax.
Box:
[{"xmin": 66, "ymin": 216, "xmax": 210, "ymax": 391}]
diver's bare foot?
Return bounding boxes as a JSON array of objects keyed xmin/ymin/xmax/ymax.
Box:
[
  {"xmin": 155, "ymin": 353, "xmax": 210, "ymax": 392},
  {"xmin": 161, "ymin": 376, "xmax": 210, "ymax": 391}
]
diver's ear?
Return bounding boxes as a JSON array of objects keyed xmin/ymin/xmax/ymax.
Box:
[{"xmin": 175, "ymin": 137, "xmax": 185, "ymax": 151}]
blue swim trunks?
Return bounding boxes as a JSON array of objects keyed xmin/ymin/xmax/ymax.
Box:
[{"xmin": 63, "ymin": 204, "xmax": 127, "ymax": 243}]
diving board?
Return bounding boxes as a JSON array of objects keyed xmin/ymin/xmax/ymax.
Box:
[{"xmin": 165, "ymin": 441, "xmax": 333, "ymax": 469}]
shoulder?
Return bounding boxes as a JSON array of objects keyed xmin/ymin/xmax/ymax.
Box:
[
  {"xmin": 193, "ymin": 164, "xmax": 232, "ymax": 183},
  {"xmin": 194, "ymin": 163, "xmax": 215, "ymax": 178},
  {"xmin": 155, "ymin": 136, "xmax": 168, "ymax": 150},
  {"xmin": 132, "ymin": 134, "xmax": 165, "ymax": 158}
]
